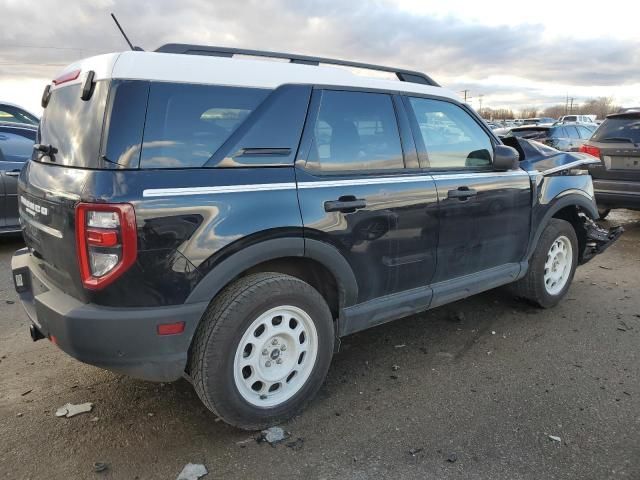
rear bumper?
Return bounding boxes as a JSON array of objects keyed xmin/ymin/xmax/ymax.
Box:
[
  {"xmin": 593, "ymin": 179, "xmax": 640, "ymax": 210},
  {"xmin": 11, "ymin": 248, "xmax": 208, "ymax": 382}
]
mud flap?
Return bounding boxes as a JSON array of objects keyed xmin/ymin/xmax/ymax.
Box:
[{"xmin": 579, "ymin": 217, "xmax": 624, "ymax": 264}]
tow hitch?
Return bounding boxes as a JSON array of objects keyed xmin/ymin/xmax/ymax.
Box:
[{"xmin": 580, "ymin": 217, "xmax": 624, "ymax": 264}]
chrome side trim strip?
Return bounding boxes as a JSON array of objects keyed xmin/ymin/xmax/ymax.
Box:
[{"xmin": 21, "ymin": 215, "xmax": 63, "ymax": 239}]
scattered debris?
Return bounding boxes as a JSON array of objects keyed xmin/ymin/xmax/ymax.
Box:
[
  {"xmin": 6, "ymin": 300, "xmax": 15, "ymax": 304},
  {"xmin": 258, "ymin": 426, "xmax": 290, "ymax": 445},
  {"xmin": 617, "ymin": 321, "xmax": 630, "ymax": 332},
  {"xmin": 390, "ymin": 375, "xmax": 399, "ymax": 380},
  {"xmin": 20, "ymin": 389, "xmax": 32, "ymax": 397},
  {"xmin": 391, "ymin": 364, "xmax": 400, "ymax": 371},
  {"xmin": 55, "ymin": 402, "xmax": 93, "ymax": 418},
  {"xmin": 90, "ymin": 417, "xmax": 99, "ymax": 422},
  {"xmin": 408, "ymin": 447, "xmax": 424, "ymax": 456},
  {"xmin": 394, "ymin": 344, "xmax": 406, "ymax": 348},
  {"xmin": 446, "ymin": 452, "xmax": 458, "ymax": 463},
  {"xmin": 93, "ymin": 462, "xmax": 108, "ymax": 473},
  {"xmin": 176, "ymin": 463, "xmax": 207, "ymax": 480},
  {"xmin": 491, "ymin": 331, "xmax": 496, "ymax": 335},
  {"xmin": 286, "ymin": 438, "xmax": 304, "ymax": 451},
  {"xmin": 454, "ymin": 311, "xmax": 465, "ymax": 322},
  {"xmin": 548, "ymin": 435, "xmax": 562, "ymax": 443},
  {"xmin": 235, "ymin": 438, "xmax": 253, "ymax": 448},
  {"xmin": 598, "ymin": 265, "xmax": 612, "ymax": 270},
  {"xmin": 16, "ymin": 412, "xmax": 23, "ymax": 417},
  {"xmin": 147, "ymin": 412, "xmax": 155, "ymax": 417}
]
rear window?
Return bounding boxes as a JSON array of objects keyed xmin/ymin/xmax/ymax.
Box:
[
  {"xmin": 592, "ymin": 116, "xmax": 640, "ymax": 143},
  {"xmin": 38, "ymin": 81, "xmax": 109, "ymax": 167},
  {"xmin": 140, "ymin": 83, "xmax": 270, "ymax": 168},
  {"xmin": 507, "ymin": 128, "xmax": 549, "ymax": 139}
]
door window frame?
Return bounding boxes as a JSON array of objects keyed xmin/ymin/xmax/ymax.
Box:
[
  {"xmin": 295, "ymin": 86, "xmax": 418, "ymax": 177},
  {"xmin": 401, "ymin": 94, "xmax": 500, "ymax": 173}
]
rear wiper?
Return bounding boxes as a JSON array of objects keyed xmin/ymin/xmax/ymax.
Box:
[{"xmin": 599, "ymin": 137, "xmax": 636, "ymax": 143}]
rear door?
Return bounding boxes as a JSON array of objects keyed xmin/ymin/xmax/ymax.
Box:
[
  {"xmin": 296, "ymin": 88, "xmax": 439, "ymax": 304},
  {"xmin": 403, "ymin": 96, "xmax": 531, "ymax": 283}
]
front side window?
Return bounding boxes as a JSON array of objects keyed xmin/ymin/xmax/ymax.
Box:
[
  {"xmin": 140, "ymin": 83, "xmax": 270, "ymax": 168},
  {"xmin": 0, "ymin": 131, "xmax": 34, "ymax": 162},
  {"xmin": 305, "ymin": 90, "xmax": 404, "ymax": 172},
  {"xmin": 407, "ymin": 97, "xmax": 493, "ymax": 169}
]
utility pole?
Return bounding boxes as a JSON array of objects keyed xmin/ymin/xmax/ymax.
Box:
[
  {"xmin": 478, "ymin": 94, "xmax": 484, "ymax": 115},
  {"xmin": 460, "ymin": 90, "xmax": 471, "ymax": 103},
  {"xmin": 569, "ymin": 97, "xmax": 574, "ymax": 114}
]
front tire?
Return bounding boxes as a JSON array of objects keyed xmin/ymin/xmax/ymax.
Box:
[
  {"xmin": 189, "ymin": 273, "xmax": 334, "ymax": 430},
  {"xmin": 511, "ymin": 219, "xmax": 578, "ymax": 308}
]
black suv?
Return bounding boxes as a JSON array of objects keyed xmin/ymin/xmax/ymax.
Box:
[
  {"xmin": 11, "ymin": 45, "xmax": 621, "ymax": 429},
  {"xmin": 580, "ymin": 109, "xmax": 640, "ymax": 218}
]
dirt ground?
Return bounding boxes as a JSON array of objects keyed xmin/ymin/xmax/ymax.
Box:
[{"xmin": 1, "ymin": 211, "xmax": 639, "ymax": 480}]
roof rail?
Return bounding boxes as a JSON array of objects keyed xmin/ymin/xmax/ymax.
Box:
[{"xmin": 155, "ymin": 44, "xmax": 440, "ymax": 87}]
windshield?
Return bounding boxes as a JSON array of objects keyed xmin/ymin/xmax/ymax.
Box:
[
  {"xmin": 592, "ymin": 117, "xmax": 640, "ymax": 143},
  {"xmin": 37, "ymin": 81, "xmax": 108, "ymax": 167}
]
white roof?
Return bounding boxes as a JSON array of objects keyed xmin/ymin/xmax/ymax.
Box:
[{"xmin": 51, "ymin": 51, "xmax": 457, "ymax": 100}]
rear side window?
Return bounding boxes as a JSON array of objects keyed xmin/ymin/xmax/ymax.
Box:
[
  {"xmin": 305, "ymin": 90, "xmax": 404, "ymax": 172},
  {"xmin": 0, "ymin": 131, "xmax": 34, "ymax": 162},
  {"xmin": 0, "ymin": 105, "xmax": 39, "ymax": 125},
  {"xmin": 564, "ymin": 125, "xmax": 580, "ymax": 139},
  {"xmin": 407, "ymin": 97, "xmax": 492, "ymax": 169},
  {"xmin": 592, "ymin": 116, "xmax": 640, "ymax": 143},
  {"xmin": 140, "ymin": 83, "xmax": 270, "ymax": 169}
]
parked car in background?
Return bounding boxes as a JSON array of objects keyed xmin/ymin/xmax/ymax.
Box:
[
  {"xmin": 522, "ymin": 117, "xmax": 556, "ymax": 125},
  {"xmin": 504, "ymin": 123, "xmax": 595, "ymax": 151},
  {"xmin": 559, "ymin": 114, "xmax": 597, "ymax": 125},
  {"xmin": 0, "ymin": 121, "xmax": 37, "ymax": 232},
  {"xmin": 0, "ymin": 102, "xmax": 39, "ymax": 126},
  {"xmin": 580, "ymin": 110, "xmax": 640, "ymax": 218}
]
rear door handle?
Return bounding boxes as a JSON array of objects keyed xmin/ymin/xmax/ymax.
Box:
[
  {"xmin": 447, "ymin": 187, "xmax": 477, "ymax": 200},
  {"xmin": 324, "ymin": 196, "xmax": 367, "ymax": 213}
]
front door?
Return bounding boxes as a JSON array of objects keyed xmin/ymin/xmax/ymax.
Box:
[
  {"xmin": 404, "ymin": 96, "xmax": 531, "ymax": 284},
  {"xmin": 296, "ymin": 88, "xmax": 439, "ymax": 304}
]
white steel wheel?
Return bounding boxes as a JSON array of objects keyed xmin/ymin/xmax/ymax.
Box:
[
  {"xmin": 233, "ymin": 305, "xmax": 318, "ymax": 408},
  {"xmin": 543, "ymin": 235, "xmax": 573, "ymax": 295}
]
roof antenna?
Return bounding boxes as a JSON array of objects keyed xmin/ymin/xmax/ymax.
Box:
[{"xmin": 110, "ymin": 13, "xmax": 144, "ymax": 51}]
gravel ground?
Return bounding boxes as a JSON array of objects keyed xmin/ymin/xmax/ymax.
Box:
[{"xmin": 1, "ymin": 210, "xmax": 638, "ymax": 480}]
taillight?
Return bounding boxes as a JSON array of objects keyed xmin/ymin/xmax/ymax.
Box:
[
  {"xmin": 579, "ymin": 144, "xmax": 601, "ymax": 158},
  {"xmin": 75, "ymin": 203, "xmax": 137, "ymax": 290}
]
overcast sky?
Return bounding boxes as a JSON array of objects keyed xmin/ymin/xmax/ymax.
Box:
[{"xmin": 2, "ymin": 0, "xmax": 639, "ymax": 115}]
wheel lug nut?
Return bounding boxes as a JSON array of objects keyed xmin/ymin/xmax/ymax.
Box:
[
  {"xmin": 265, "ymin": 361, "xmax": 272, "ymax": 367},
  {"xmin": 262, "ymin": 349, "xmax": 268, "ymax": 356},
  {"xmin": 276, "ymin": 359, "xmax": 283, "ymax": 365},
  {"xmin": 272, "ymin": 339, "xmax": 278, "ymax": 345},
  {"xmin": 280, "ymin": 345, "xmax": 286, "ymax": 351}
]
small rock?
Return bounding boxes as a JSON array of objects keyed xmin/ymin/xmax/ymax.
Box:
[
  {"xmin": 6, "ymin": 300, "xmax": 15, "ymax": 304},
  {"xmin": 286, "ymin": 438, "xmax": 304, "ymax": 451},
  {"xmin": 548, "ymin": 435, "xmax": 562, "ymax": 442},
  {"xmin": 176, "ymin": 463, "xmax": 207, "ymax": 480},
  {"xmin": 90, "ymin": 417, "xmax": 99, "ymax": 422},
  {"xmin": 447, "ymin": 452, "xmax": 458, "ymax": 463},
  {"xmin": 93, "ymin": 462, "xmax": 108, "ymax": 473},
  {"xmin": 409, "ymin": 447, "xmax": 424, "ymax": 456},
  {"xmin": 491, "ymin": 331, "xmax": 496, "ymax": 335},
  {"xmin": 147, "ymin": 412, "xmax": 154, "ymax": 417},
  {"xmin": 391, "ymin": 365, "xmax": 400, "ymax": 371},
  {"xmin": 258, "ymin": 426, "xmax": 289, "ymax": 445},
  {"xmin": 390, "ymin": 375, "xmax": 399, "ymax": 380},
  {"xmin": 55, "ymin": 402, "xmax": 93, "ymax": 418},
  {"xmin": 16, "ymin": 412, "xmax": 23, "ymax": 417},
  {"xmin": 599, "ymin": 265, "xmax": 612, "ymax": 270},
  {"xmin": 394, "ymin": 344, "xmax": 406, "ymax": 348}
]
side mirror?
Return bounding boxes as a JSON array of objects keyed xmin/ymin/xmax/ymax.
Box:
[{"xmin": 493, "ymin": 144, "xmax": 520, "ymax": 171}]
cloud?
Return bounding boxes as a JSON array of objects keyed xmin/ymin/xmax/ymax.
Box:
[{"xmin": 1, "ymin": 0, "xmax": 639, "ymax": 112}]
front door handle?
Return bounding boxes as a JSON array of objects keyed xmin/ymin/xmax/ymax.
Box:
[
  {"xmin": 5, "ymin": 170, "xmax": 20, "ymax": 177},
  {"xmin": 447, "ymin": 187, "xmax": 477, "ymax": 200},
  {"xmin": 324, "ymin": 196, "xmax": 367, "ymax": 213}
]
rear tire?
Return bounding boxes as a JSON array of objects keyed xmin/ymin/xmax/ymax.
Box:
[
  {"xmin": 189, "ymin": 272, "xmax": 334, "ymax": 430},
  {"xmin": 511, "ymin": 219, "xmax": 578, "ymax": 308},
  {"xmin": 598, "ymin": 207, "xmax": 611, "ymax": 219}
]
